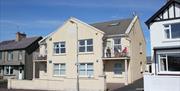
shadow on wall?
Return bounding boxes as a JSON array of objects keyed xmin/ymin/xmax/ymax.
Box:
[{"xmin": 109, "ymin": 78, "xmax": 144, "ymax": 91}]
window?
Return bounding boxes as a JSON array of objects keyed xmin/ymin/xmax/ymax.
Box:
[
  {"xmin": 79, "ymin": 39, "xmax": 93, "ymax": 52},
  {"xmin": 79, "ymin": 63, "xmax": 93, "ymax": 77},
  {"xmin": 158, "ymin": 53, "xmax": 180, "ymax": 72},
  {"xmin": 18, "ymin": 51, "xmax": 22, "ymax": 60},
  {"xmin": 114, "ymin": 63, "xmax": 123, "ymax": 75},
  {"xmin": 0, "ymin": 52, "xmax": 2, "ymax": 60},
  {"xmin": 53, "ymin": 42, "xmax": 66, "ymax": 54},
  {"xmin": 4, "ymin": 66, "xmax": 14, "ymax": 75},
  {"xmin": 113, "ymin": 38, "xmax": 121, "ymax": 53},
  {"xmin": 53, "ymin": 64, "xmax": 66, "ymax": 76},
  {"xmin": 164, "ymin": 23, "xmax": 180, "ymax": 39},
  {"xmin": 7, "ymin": 51, "xmax": 13, "ymax": 61}
]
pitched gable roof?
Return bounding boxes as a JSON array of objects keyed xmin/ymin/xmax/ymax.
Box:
[
  {"xmin": 91, "ymin": 18, "xmax": 133, "ymax": 36},
  {"xmin": 0, "ymin": 36, "xmax": 42, "ymax": 51},
  {"xmin": 145, "ymin": 0, "xmax": 180, "ymax": 28}
]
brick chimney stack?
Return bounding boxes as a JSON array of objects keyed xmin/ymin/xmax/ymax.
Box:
[{"xmin": 16, "ymin": 32, "xmax": 26, "ymax": 41}]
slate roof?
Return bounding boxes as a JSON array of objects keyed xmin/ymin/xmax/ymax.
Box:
[
  {"xmin": 91, "ymin": 18, "xmax": 133, "ymax": 36},
  {"xmin": 0, "ymin": 36, "xmax": 42, "ymax": 51}
]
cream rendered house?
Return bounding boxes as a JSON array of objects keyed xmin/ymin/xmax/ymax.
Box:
[{"xmin": 8, "ymin": 15, "xmax": 146, "ymax": 91}]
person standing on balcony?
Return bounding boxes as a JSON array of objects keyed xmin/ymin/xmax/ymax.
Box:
[{"xmin": 106, "ymin": 47, "xmax": 111, "ymax": 58}]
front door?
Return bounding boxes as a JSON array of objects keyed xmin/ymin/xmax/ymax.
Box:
[{"xmin": 18, "ymin": 68, "xmax": 23, "ymax": 80}]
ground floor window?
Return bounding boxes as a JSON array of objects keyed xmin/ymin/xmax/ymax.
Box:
[
  {"xmin": 114, "ymin": 63, "xmax": 123, "ymax": 75},
  {"xmin": 4, "ymin": 66, "xmax": 14, "ymax": 75},
  {"xmin": 53, "ymin": 63, "xmax": 66, "ymax": 76},
  {"xmin": 79, "ymin": 63, "xmax": 93, "ymax": 77},
  {"xmin": 158, "ymin": 53, "xmax": 180, "ymax": 72}
]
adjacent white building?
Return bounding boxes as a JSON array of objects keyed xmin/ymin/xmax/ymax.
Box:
[{"xmin": 144, "ymin": 0, "xmax": 180, "ymax": 91}]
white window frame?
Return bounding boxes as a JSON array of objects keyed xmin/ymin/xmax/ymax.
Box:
[
  {"xmin": 113, "ymin": 38, "xmax": 122, "ymax": 53},
  {"xmin": 7, "ymin": 51, "xmax": 13, "ymax": 61},
  {"xmin": 53, "ymin": 42, "xmax": 66, "ymax": 55},
  {"xmin": 79, "ymin": 63, "xmax": 94, "ymax": 77},
  {"xmin": 157, "ymin": 52, "xmax": 180, "ymax": 74},
  {"xmin": 18, "ymin": 51, "xmax": 23, "ymax": 60},
  {"xmin": 4, "ymin": 66, "xmax": 14, "ymax": 75},
  {"xmin": 53, "ymin": 63, "xmax": 66, "ymax": 76},
  {"xmin": 164, "ymin": 23, "xmax": 180, "ymax": 40},
  {"xmin": 78, "ymin": 39, "xmax": 93, "ymax": 53}
]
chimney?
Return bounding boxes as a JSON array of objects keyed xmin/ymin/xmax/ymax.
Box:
[{"xmin": 16, "ymin": 32, "xmax": 26, "ymax": 41}]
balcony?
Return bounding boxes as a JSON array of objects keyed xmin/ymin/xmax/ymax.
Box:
[
  {"xmin": 33, "ymin": 52, "xmax": 47, "ymax": 62},
  {"xmin": 102, "ymin": 45, "xmax": 130, "ymax": 60}
]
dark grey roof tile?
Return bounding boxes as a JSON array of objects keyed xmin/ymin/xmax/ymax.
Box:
[{"xmin": 91, "ymin": 18, "xmax": 133, "ymax": 35}]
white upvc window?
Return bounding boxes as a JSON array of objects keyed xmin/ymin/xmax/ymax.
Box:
[
  {"xmin": 113, "ymin": 38, "xmax": 122, "ymax": 53},
  {"xmin": 79, "ymin": 63, "xmax": 93, "ymax": 77},
  {"xmin": 158, "ymin": 53, "xmax": 180, "ymax": 74},
  {"xmin": 4, "ymin": 66, "xmax": 14, "ymax": 75},
  {"xmin": 164, "ymin": 23, "xmax": 180, "ymax": 39},
  {"xmin": 114, "ymin": 63, "xmax": 123, "ymax": 75},
  {"xmin": 79, "ymin": 39, "xmax": 93, "ymax": 53},
  {"xmin": 7, "ymin": 51, "xmax": 13, "ymax": 61},
  {"xmin": 18, "ymin": 51, "xmax": 23, "ymax": 60},
  {"xmin": 53, "ymin": 63, "xmax": 66, "ymax": 76},
  {"xmin": 53, "ymin": 42, "xmax": 66, "ymax": 54}
]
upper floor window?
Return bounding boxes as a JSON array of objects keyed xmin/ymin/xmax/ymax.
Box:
[
  {"xmin": 158, "ymin": 53, "xmax": 180, "ymax": 73},
  {"xmin": 0, "ymin": 52, "xmax": 2, "ymax": 60},
  {"xmin": 113, "ymin": 38, "xmax": 121, "ymax": 53},
  {"xmin": 53, "ymin": 63, "xmax": 66, "ymax": 76},
  {"xmin": 18, "ymin": 51, "xmax": 23, "ymax": 61},
  {"xmin": 7, "ymin": 51, "xmax": 13, "ymax": 61},
  {"xmin": 79, "ymin": 39, "xmax": 93, "ymax": 52},
  {"xmin": 79, "ymin": 63, "xmax": 93, "ymax": 77},
  {"xmin": 164, "ymin": 23, "xmax": 180, "ymax": 39},
  {"xmin": 53, "ymin": 42, "xmax": 66, "ymax": 54}
]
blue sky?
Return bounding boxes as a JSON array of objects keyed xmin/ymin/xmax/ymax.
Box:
[{"xmin": 0, "ymin": 0, "xmax": 166, "ymax": 56}]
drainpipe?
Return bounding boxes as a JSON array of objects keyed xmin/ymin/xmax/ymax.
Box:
[{"xmin": 70, "ymin": 19, "xmax": 80, "ymax": 91}]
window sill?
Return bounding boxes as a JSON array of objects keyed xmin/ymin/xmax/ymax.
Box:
[
  {"xmin": 78, "ymin": 52, "xmax": 94, "ymax": 55},
  {"xmin": 113, "ymin": 75, "xmax": 124, "ymax": 78},
  {"xmin": 158, "ymin": 71, "xmax": 180, "ymax": 75},
  {"xmin": 163, "ymin": 39, "xmax": 180, "ymax": 42},
  {"xmin": 4, "ymin": 74, "xmax": 15, "ymax": 76},
  {"xmin": 53, "ymin": 75, "xmax": 66, "ymax": 77},
  {"xmin": 79, "ymin": 75, "xmax": 94, "ymax": 78},
  {"xmin": 53, "ymin": 53, "xmax": 66, "ymax": 56}
]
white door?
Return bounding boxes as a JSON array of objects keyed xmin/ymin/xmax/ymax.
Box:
[{"xmin": 18, "ymin": 68, "xmax": 23, "ymax": 80}]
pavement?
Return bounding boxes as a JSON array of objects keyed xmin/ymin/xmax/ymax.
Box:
[{"xmin": 0, "ymin": 78, "xmax": 144, "ymax": 91}]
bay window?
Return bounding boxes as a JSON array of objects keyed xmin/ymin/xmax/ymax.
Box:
[{"xmin": 158, "ymin": 53, "xmax": 180, "ymax": 73}]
